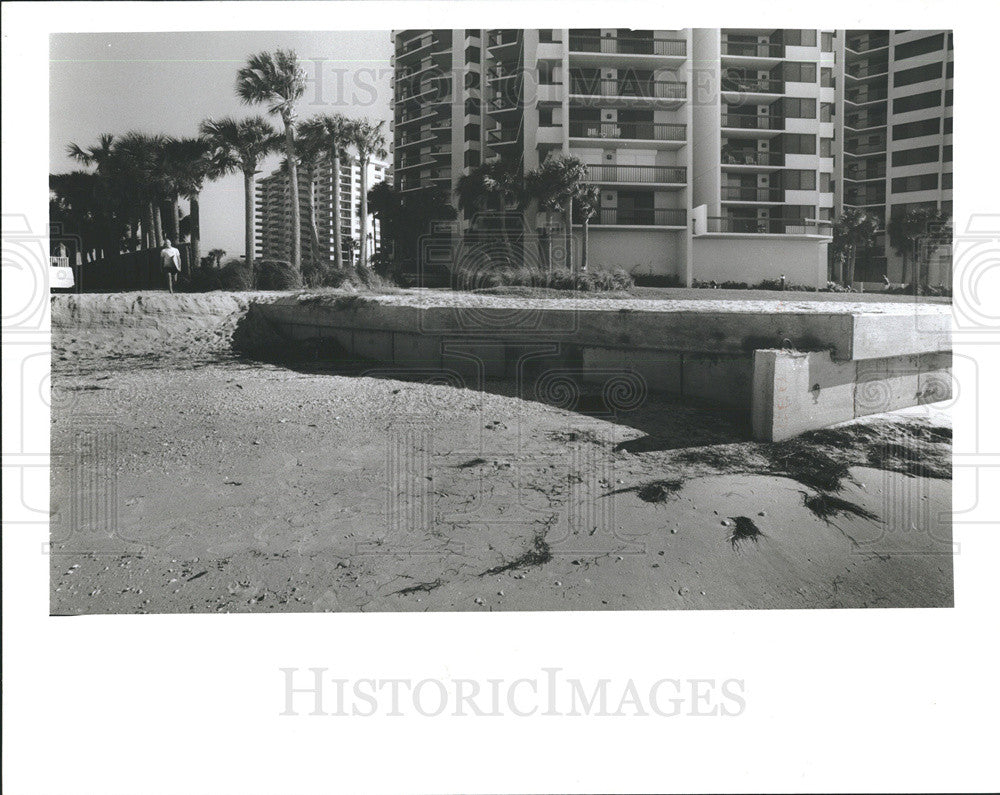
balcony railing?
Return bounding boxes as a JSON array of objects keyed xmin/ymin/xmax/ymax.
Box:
[
  {"xmin": 568, "ymin": 78, "xmax": 686, "ymax": 100},
  {"xmin": 721, "ymin": 150, "xmax": 785, "ymax": 166},
  {"xmin": 721, "ymin": 41, "xmax": 784, "ymax": 58},
  {"xmin": 721, "ymin": 186, "xmax": 783, "ymax": 202},
  {"xmin": 846, "ymin": 62, "xmax": 889, "ymax": 79},
  {"xmin": 487, "ymin": 127, "xmax": 521, "ymax": 146},
  {"xmin": 568, "ymin": 35, "xmax": 686, "ymax": 57},
  {"xmin": 705, "ymin": 216, "xmax": 832, "ymax": 234},
  {"xmin": 844, "ymin": 114, "xmax": 887, "ymax": 130},
  {"xmin": 585, "ymin": 164, "xmax": 686, "ymax": 184},
  {"xmin": 845, "ymin": 88, "xmax": 888, "ymax": 104},
  {"xmin": 595, "ymin": 207, "xmax": 687, "ymax": 226},
  {"xmin": 721, "ymin": 113, "xmax": 784, "ymax": 130},
  {"xmin": 844, "ymin": 193, "xmax": 886, "ymax": 206},
  {"xmin": 721, "ymin": 76, "xmax": 784, "ymax": 94},
  {"xmin": 568, "ymin": 120, "xmax": 686, "ymax": 142},
  {"xmin": 845, "ymin": 166, "xmax": 887, "ymax": 181},
  {"xmin": 844, "ymin": 140, "xmax": 887, "ymax": 155},
  {"xmin": 846, "ymin": 34, "xmax": 890, "ymax": 53}
]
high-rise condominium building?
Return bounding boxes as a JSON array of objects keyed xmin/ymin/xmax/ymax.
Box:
[
  {"xmin": 255, "ymin": 157, "xmax": 391, "ymax": 266},
  {"xmin": 392, "ymin": 28, "xmax": 839, "ymax": 287},
  {"xmin": 834, "ymin": 30, "xmax": 953, "ymax": 284}
]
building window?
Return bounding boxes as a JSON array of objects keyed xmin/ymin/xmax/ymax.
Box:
[
  {"xmin": 820, "ymin": 137, "xmax": 832, "ymax": 158},
  {"xmin": 465, "ymin": 46, "xmax": 480, "ymax": 64},
  {"xmin": 782, "ymin": 97, "xmax": 816, "ymax": 118},
  {"xmin": 538, "ymin": 106, "xmax": 554, "ymax": 126},
  {"xmin": 892, "ymin": 117, "xmax": 940, "ymax": 140},
  {"xmin": 891, "ymin": 145, "xmax": 939, "ymax": 167},
  {"xmin": 782, "ymin": 133, "xmax": 816, "ymax": 154},
  {"xmin": 464, "ymin": 150, "xmax": 480, "ymax": 168},
  {"xmin": 894, "ymin": 33, "xmax": 945, "ymax": 61},
  {"xmin": 465, "ymin": 97, "xmax": 481, "ymax": 115},
  {"xmin": 943, "ymin": 144, "xmax": 952, "ymax": 162},
  {"xmin": 783, "ymin": 169, "xmax": 816, "ymax": 190},
  {"xmin": 785, "ymin": 29, "xmax": 817, "ymax": 47},
  {"xmin": 538, "ymin": 62, "xmax": 558, "ymax": 85},
  {"xmin": 945, "ymin": 88, "xmax": 953, "ymax": 106},
  {"xmin": 820, "ymin": 172, "xmax": 832, "ymax": 192},
  {"xmin": 944, "ymin": 116, "xmax": 952, "ymax": 134},
  {"xmin": 892, "ymin": 90, "xmax": 941, "ymax": 114},
  {"xmin": 464, "ymin": 123, "xmax": 480, "ymax": 142},
  {"xmin": 821, "ymin": 32, "xmax": 834, "ymax": 52},
  {"xmin": 821, "ymin": 67, "xmax": 833, "ymax": 87},
  {"xmin": 894, "ymin": 61, "xmax": 942, "ymax": 87},
  {"xmin": 784, "ymin": 61, "xmax": 817, "ymax": 83},
  {"xmin": 946, "ymin": 60, "xmax": 953, "ymax": 78},
  {"xmin": 942, "ymin": 172, "xmax": 952, "ymax": 189},
  {"xmin": 891, "ymin": 172, "xmax": 939, "ymax": 193},
  {"xmin": 539, "ymin": 29, "xmax": 554, "ymax": 43},
  {"xmin": 820, "ymin": 102, "xmax": 834, "ymax": 122},
  {"xmin": 464, "ymin": 71, "xmax": 480, "ymax": 90}
]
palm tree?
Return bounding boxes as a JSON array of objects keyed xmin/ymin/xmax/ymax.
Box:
[
  {"xmin": 113, "ymin": 131, "xmax": 170, "ymax": 249},
  {"xmin": 200, "ymin": 116, "xmax": 280, "ymax": 268},
  {"xmin": 524, "ymin": 155, "xmax": 588, "ymax": 272},
  {"xmin": 298, "ymin": 114, "xmax": 355, "ymax": 272},
  {"xmin": 887, "ymin": 206, "xmax": 947, "ymax": 289},
  {"xmin": 573, "ymin": 184, "xmax": 601, "ymax": 273},
  {"xmin": 832, "ymin": 208, "xmax": 880, "ymax": 286},
  {"xmin": 350, "ymin": 120, "xmax": 388, "ymax": 269},
  {"xmin": 161, "ymin": 137, "xmax": 214, "ymax": 270},
  {"xmin": 236, "ymin": 49, "xmax": 307, "ymax": 273},
  {"xmin": 67, "ymin": 133, "xmax": 122, "ymax": 258},
  {"xmin": 208, "ymin": 248, "xmax": 226, "ymax": 268},
  {"xmin": 288, "ymin": 134, "xmax": 326, "ymax": 278}
]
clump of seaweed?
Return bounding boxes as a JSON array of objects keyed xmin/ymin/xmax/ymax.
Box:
[{"xmin": 727, "ymin": 516, "xmax": 765, "ymax": 551}]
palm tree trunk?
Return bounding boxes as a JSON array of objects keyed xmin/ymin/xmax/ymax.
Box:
[
  {"xmin": 582, "ymin": 217, "xmax": 590, "ymax": 272},
  {"xmin": 332, "ymin": 151, "xmax": 343, "ymax": 271},
  {"xmin": 143, "ymin": 200, "xmax": 155, "ymax": 248},
  {"xmin": 171, "ymin": 197, "xmax": 181, "ymax": 244},
  {"xmin": 190, "ymin": 193, "xmax": 201, "ymax": 271},
  {"xmin": 243, "ymin": 169, "xmax": 255, "ymax": 269},
  {"xmin": 153, "ymin": 204, "xmax": 163, "ymax": 247},
  {"xmin": 283, "ymin": 118, "xmax": 302, "ymax": 272},
  {"xmin": 358, "ymin": 157, "xmax": 369, "ymax": 269},
  {"xmin": 307, "ymin": 165, "xmax": 321, "ymax": 276},
  {"xmin": 564, "ymin": 198, "xmax": 574, "ymax": 275}
]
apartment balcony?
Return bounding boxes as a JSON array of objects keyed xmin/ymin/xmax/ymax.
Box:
[
  {"xmin": 487, "ymin": 30, "xmax": 522, "ymax": 54},
  {"xmin": 720, "ymin": 113, "xmax": 784, "ymax": 137},
  {"xmin": 844, "ymin": 191, "xmax": 886, "ymax": 207},
  {"xmin": 844, "ymin": 113, "xmax": 887, "ymax": 131},
  {"xmin": 720, "ymin": 149, "xmax": 785, "ymax": 168},
  {"xmin": 721, "ymin": 186, "xmax": 784, "ymax": 203},
  {"xmin": 568, "ymin": 77, "xmax": 686, "ymax": 107},
  {"xmin": 844, "ymin": 87, "xmax": 888, "ymax": 106},
  {"xmin": 585, "ymin": 164, "xmax": 686, "ymax": 187},
  {"xmin": 845, "ymin": 32, "xmax": 890, "ymax": 54},
  {"xmin": 844, "ymin": 139, "xmax": 887, "ymax": 156},
  {"xmin": 396, "ymin": 34, "xmax": 450, "ymax": 63},
  {"xmin": 845, "ymin": 60, "xmax": 889, "ymax": 80},
  {"xmin": 568, "ymin": 120, "xmax": 686, "ymax": 148},
  {"xmin": 703, "ymin": 215, "xmax": 832, "ymax": 235},
  {"xmin": 844, "ymin": 165, "xmax": 887, "ymax": 182},
  {"xmin": 720, "ymin": 40, "xmax": 784, "ymax": 59},
  {"xmin": 720, "ymin": 75, "xmax": 785, "ymax": 102},
  {"xmin": 591, "ymin": 207, "xmax": 687, "ymax": 228},
  {"xmin": 396, "ymin": 131, "xmax": 440, "ymax": 150},
  {"xmin": 487, "ymin": 126, "xmax": 522, "ymax": 148},
  {"xmin": 567, "ymin": 33, "xmax": 686, "ymax": 67}
]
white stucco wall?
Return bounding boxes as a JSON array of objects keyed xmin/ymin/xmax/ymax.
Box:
[
  {"xmin": 573, "ymin": 228, "xmax": 684, "ymax": 277},
  {"xmin": 691, "ymin": 235, "xmax": 829, "ymax": 288}
]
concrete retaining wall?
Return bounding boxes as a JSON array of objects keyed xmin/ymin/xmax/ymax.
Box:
[{"xmin": 255, "ymin": 294, "xmax": 951, "ymax": 440}]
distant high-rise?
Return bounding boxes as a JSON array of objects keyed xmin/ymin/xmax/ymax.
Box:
[
  {"xmin": 834, "ymin": 30, "xmax": 953, "ymax": 283},
  {"xmin": 391, "ymin": 29, "xmax": 840, "ymax": 287},
  {"xmin": 255, "ymin": 156, "xmax": 391, "ymax": 266}
]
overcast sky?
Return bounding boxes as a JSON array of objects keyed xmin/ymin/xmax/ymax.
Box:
[{"xmin": 50, "ymin": 31, "xmax": 393, "ymax": 256}]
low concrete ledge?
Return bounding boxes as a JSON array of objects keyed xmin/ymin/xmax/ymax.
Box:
[
  {"xmin": 255, "ymin": 292, "xmax": 952, "ymax": 440},
  {"xmin": 751, "ymin": 349, "xmax": 952, "ymax": 442}
]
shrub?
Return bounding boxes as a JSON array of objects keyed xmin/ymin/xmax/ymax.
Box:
[
  {"xmin": 218, "ymin": 260, "xmax": 253, "ymax": 291},
  {"xmin": 452, "ymin": 264, "xmax": 633, "ymax": 292},
  {"xmin": 633, "ymin": 273, "xmax": 682, "ymax": 288},
  {"xmin": 255, "ymin": 259, "xmax": 301, "ymax": 290}
]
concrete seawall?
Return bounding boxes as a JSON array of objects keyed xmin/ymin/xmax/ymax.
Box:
[{"xmin": 254, "ymin": 292, "xmax": 952, "ymax": 441}]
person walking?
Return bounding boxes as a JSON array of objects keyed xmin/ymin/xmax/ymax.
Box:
[{"xmin": 160, "ymin": 238, "xmax": 182, "ymax": 293}]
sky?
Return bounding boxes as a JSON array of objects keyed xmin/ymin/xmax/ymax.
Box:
[{"xmin": 50, "ymin": 30, "xmax": 393, "ymax": 257}]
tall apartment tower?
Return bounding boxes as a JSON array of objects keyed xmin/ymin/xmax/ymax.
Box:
[
  {"xmin": 255, "ymin": 157, "xmax": 391, "ymax": 265},
  {"xmin": 391, "ymin": 29, "xmax": 840, "ymax": 287},
  {"xmin": 834, "ymin": 30, "xmax": 953, "ymax": 283}
]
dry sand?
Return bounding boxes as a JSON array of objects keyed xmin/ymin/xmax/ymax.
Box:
[{"xmin": 50, "ymin": 292, "xmax": 953, "ymax": 613}]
